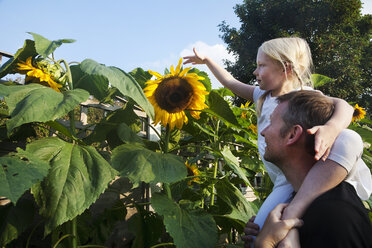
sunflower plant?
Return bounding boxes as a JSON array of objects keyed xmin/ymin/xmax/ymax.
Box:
[{"xmin": 0, "ymin": 33, "xmax": 264, "ymax": 248}]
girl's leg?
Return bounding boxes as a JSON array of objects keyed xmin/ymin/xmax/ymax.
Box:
[{"xmin": 253, "ymin": 182, "xmax": 294, "ymax": 228}]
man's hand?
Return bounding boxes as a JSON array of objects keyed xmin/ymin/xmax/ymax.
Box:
[
  {"xmin": 242, "ymin": 216, "xmax": 259, "ymax": 248},
  {"xmin": 255, "ymin": 204, "xmax": 304, "ymax": 248}
]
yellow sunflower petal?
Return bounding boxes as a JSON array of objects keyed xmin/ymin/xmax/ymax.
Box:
[
  {"xmin": 175, "ymin": 58, "xmax": 183, "ymax": 75},
  {"xmin": 179, "ymin": 67, "xmax": 192, "ymax": 78},
  {"xmin": 148, "ymin": 70, "xmax": 163, "ymax": 79}
]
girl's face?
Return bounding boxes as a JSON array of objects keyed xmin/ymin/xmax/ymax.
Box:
[{"xmin": 253, "ymin": 49, "xmax": 287, "ymax": 95}]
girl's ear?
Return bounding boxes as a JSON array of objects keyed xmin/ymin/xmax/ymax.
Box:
[
  {"xmin": 286, "ymin": 125, "xmax": 304, "ymax": 145},
  {"xmin": 283, "ymin": 62, "xmax": 293, "ymax": 73}
]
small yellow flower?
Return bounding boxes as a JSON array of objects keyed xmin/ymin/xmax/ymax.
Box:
[
  {"xmin": 144, "ymin": 58, "xmax": 208, "ymax": 130},
  {"xmin": 240, "ymin": 101, "xmax": 251, "ymax": 119},
  {"xmin": 17, "ymin": 57, "xmax": 62, "ymax": 92},
  {"xmin": 248, "ymin": 124, "xmax": 257, "ymax": 134},
  {"xmin": 352, "ymin": 104, "xmax": 366, "ymax": 122},
  {"xmin": 185, "ymin": 161, "xmax": 201, "ymax": 185}
]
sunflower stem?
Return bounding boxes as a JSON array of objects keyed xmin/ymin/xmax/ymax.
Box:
[
  {"xmin": 61, "ymin": 59, "xmax": 74, "ymax": 90},
  {"xmin": 163, "ymin": 125, "xmax": 172, "ymax": 199},
  {"xmin": 210, "ymin": 160, "xmax": 218, "ymax": 206}
]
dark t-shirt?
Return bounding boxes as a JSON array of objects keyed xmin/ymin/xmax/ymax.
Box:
[{"xmin": 299, "ymin": 182, "xmax": 372, "ymax": 248}]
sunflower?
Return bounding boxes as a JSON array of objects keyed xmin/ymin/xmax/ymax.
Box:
[
  {"xmin": 17, "ymin": 57, "xmax": 62, "ymax": 92},
  {"xmin": 144, "ymin": 58, "xmax": 208, "ymax": 130},
  {"xmin": 248, "ymin": 124, "xmax": 257, "ymax": 135},
  {"xmin": 352, "ymin": 104, "xmax": 366, "ymax": 122},
  {"xmin": 240, "ymin": 101, "xmax": 251, "ymax": 119},
  {"xmin": 185, "ymin": 161, "xmax": 201, "ymax": 185}
]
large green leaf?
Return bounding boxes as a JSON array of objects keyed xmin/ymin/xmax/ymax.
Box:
[
  {"xmin": 129, "ymin": 67, "xmax": 152, "ymax": 89},
  {"xmin": 311, "ymin": 74, "xmax": 335, "ymax": 88},
  {"xmin": 151, "ymin": 193, "xmax": 217, "ymax": 248},
  {"xmin": 111, "ymin": 144, "xmax": 187, "ymax": 187},
  {"xmin": 27, "ymin": 137, "xmax": 117, "ymax": 235},
  {"xmin": 0, "ymin": 39, "xmax": 38, "ymax": 78},
  {"xmin": 80, "ymin": 59, "xmax": 154, "ymax": 119},
  {"xmin": 0, "ymin": 149, "xmax": 50, "ymax": 203},
  {"xmin": 117, "ymin": 123, "xmax": 145, "ymax": 146},
  {"xmin": 70, "ymin": 64, "xmax": 109, "ymax": 102},
  {"xmin": 3, "ymin": 84, "xmax": 89, "ymax": 134},
  {"xmin": 0, "ymin": 197, "xmax": 35, "ymax": 247},
  {"xmin": 28, "ymin": 32, "xmax": 75, "ymax": 58},
  {"xmin": 215, "ymin": 178, "xmax": 258, "ymax": 228},
  {"xmin": 204, "ymin": 90, "xmax": 239, "ymax": 127},
  {"xmin": 220, "ymin": 146, "xmax": 251, "ymax": 186}
]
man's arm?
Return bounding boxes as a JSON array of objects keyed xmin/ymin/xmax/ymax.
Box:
[{"xmin": 253, "ymin": 204, "xmax": 303, "ymax": 248}]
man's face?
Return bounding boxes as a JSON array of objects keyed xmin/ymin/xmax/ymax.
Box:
[{"xmin": 261, "ymin": 102, "xmax": 288, "ymax": 166}]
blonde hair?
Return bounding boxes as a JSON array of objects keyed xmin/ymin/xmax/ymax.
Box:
[{"xmin": 256, "ymin": 37, "xmax": 314, "ymax": 116}]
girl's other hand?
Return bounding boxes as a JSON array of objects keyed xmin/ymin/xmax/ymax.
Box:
[
  {"xmin": 242, "ymin": 216, "xmax": 259, "ymax": 248},
  {"xmin": 307, "ymin": 124, "xmax": 338, "ymax": 161}
]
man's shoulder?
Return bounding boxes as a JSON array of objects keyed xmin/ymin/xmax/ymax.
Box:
[{"xmin": 300, "ymin": 182, "xmax": 372, "ymax": 247}]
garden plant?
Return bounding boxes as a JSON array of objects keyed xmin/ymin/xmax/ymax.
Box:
[{"xmin": 0, "ymin": 33, "xmax": 371, "ymax": 248}]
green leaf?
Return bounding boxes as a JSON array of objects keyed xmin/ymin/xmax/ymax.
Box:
[
  {"xmin": 152, "ymin": 193, "xmax": 218, "ymax": 248},
  {"xmin": 111, "ymin": 144, "xmax": 187, "ymax": 187},
  {"xmin": 3, "ymin": 84, "xmax": 89, "ymax": 134},
  {"xmin": 28, "ymin": 32, "xmax": 75, "ymax": 58},
  {"xmin": 311, "ymin": 74, "xmax": 335, "ymax": 88},
  {"xmin": 220, "ymin": 146, "xmax": 251, "ymax": 186},
  {"xmin": 215, "ymin": 178, "xmax": 258, "ymax": 228},
  {"xmin": 0, "ymin": 197, "xmax": 35, "ymax": 247},
  {"xmin": 27, "ymin": 137, "xmax": 117, "ymax": 235},
  {"xmin": 0, "ymin": 149, "xmax": 50, "ymax": 203},
  {"xmin": 70, "ymin": 64, "xmax": 109, "ymax": 102},
  {"xmin": 128, "ymin": 207, "xmax": 164, "ymax": 248},
  {"xmin": 117, "ymin": 123, "xmax": 144, "ymax": 146},
  {"xmin": 129, "ymin": 67, "xmax": 152, "ymax": 89},
  {"xmin": 0, "ymin": 39, "xmax": 38, "ymax": 78},
  {"xmin": 204, "ymin": 90, "xmax": 239, "ymax": 127},
  {"xmin": 80, "ymin": 59, "xmax": 154, "ymax": 119},
  {"xmin": 188, "ymin": 68, "xmax": 212, "ymax": 92}
]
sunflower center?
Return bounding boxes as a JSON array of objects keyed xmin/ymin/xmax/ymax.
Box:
[
  {"xmin": 154, "ymin": 77, "xmax": 194, "ymax": 113},
  {"xmin": 353, "ymin": 109, "xmax": 361, "ymax": 117}
]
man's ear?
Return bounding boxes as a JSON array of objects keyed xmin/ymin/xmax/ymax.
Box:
[{"xmin": 286, "ymin": 125, "xmax": 304, "ymax": 145}]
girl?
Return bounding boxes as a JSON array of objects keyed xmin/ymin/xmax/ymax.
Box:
[{"xmin": 183, "ymin": 37, "xmax": 372, "ymax": 246}]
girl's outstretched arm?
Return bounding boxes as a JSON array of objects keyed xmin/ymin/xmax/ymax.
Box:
[
  {"xmin": 183, "ymin": 48, "xmax": 256, "ymax": 101},
  {"xmin": 308, "ymin": 96, "xmax": 353, "ymax": 160}
]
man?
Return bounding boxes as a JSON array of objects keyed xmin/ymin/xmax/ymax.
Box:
[{"xmin": 248, "ymin": 90, "xmax": 372, "ymax": 247}]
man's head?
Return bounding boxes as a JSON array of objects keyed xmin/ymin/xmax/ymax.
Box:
[{"xmin": 261, "ymin": 90, "xmax": 334, "ymax": 164}]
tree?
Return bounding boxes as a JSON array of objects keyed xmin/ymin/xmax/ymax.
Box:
[{"xmin": 219, "ymin": 0, "xmax": 372, "ymax": 111}]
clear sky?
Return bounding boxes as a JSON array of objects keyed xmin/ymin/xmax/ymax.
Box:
[{"xmin": 1, "ymin": 0, "xmax": 371, "ymax": 89}]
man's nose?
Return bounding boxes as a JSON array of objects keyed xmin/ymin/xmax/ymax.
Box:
[{"xmin": 261, "ymin": 127, "xmax": 267, "ymax": 137}]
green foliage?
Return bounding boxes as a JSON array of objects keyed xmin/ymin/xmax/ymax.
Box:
[
  {"xmin": 0, "ymin": 149, "xmax": 49, "ymax": 203},
  {"xmin": 0, "ymin": 84, "xmax": 89, "ymax": 135},
  {"xmin": 79, "ymin": 59, "xmax": 154, "ymax": 119},
  {"xmin": 0, "ymin": 197, "xmax": 35, "ymax": 247},
  {"xmin": 27, "ymin": 32, "xmax": 76, "ymax": 58},
  {"xmin": 112, "ymin": 144, "xmax": 187, "ymax": 187},
  {"xmin": 0, "ymin": 33, "xmax": 265, "ymax": 247},
  {"xmin": 28, "ymin": 137, "xmax": 117, "ymax": 235},
  {"xmin": 152, "ymin": 193, "xmax": 218, "ymax": 248}
]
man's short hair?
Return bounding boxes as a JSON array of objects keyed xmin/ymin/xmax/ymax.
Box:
[{"xmin": 276, "ymin": 90, "xmax": 335, "ymax": 154}]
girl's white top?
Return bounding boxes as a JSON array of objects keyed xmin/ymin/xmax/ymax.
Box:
[{"xmin": 253, "ymin": 87, "xmax": 372, "ymax": 200}]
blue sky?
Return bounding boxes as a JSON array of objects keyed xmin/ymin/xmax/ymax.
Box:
[{"xmin": 1, "ymin": 0, "xmax": 371, "ymax": 89}]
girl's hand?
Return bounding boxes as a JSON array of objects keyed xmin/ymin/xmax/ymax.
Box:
[
  {"xmin": 242, "ymin": 216, "xmax": 259, "ymax": 248},
  {"xmin": 307, "ymin": 124, "xmax": 338, "ymax": 161},
  {"xmin": 183, "ymin": 48, "xmax": 206, "ymax": 65}
]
